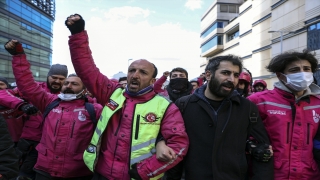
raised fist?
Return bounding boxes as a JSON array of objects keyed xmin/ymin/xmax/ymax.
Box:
[
  {"xmin": 163, "ymin": 71, "xmax": 170, "ymax": 77},
  {"xmin": 4, "ymin": 39, "xmax": 24, "ymax": 55},
  {"xmin": 65, "ymin": 14, "xmax": 85, "ymax": 35}
]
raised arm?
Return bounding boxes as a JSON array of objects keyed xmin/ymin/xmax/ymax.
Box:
[
  {"xmin": 4, "ymin": 40, "xmax": 55, "ymax": 113},
  {"xmin": 65, "ymin": 14, "xmax": 119, "ymax": 105},
  {"xmin": 153, "ymin": 71, "xmax": 169, "ymax": 93}
]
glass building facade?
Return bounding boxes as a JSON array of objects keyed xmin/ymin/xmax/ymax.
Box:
[{"xmin": 0, "ymin": 0, "xmax": 55, "ymax": 83}]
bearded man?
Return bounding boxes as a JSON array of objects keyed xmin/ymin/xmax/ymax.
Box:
[{"xmin": 166, "ymin": 55, "xmax": 274, "ymax": 180}]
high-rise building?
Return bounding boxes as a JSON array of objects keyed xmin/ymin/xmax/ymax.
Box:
[
  {"xmin": 0, "ymin": 0, "xmax": 55, "ymax": 83},
  {"xmin": 200, "ymin": 0, "xmax": 320, "ymax": 87}
]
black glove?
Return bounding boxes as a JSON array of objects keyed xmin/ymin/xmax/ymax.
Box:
[
  {"xmin": 247, "ymin": 141, "xmax": 272, "ymax": 162},
  {"xmin": 65, "ymin": 14, "xmax": 85, "ymax": 35},
  {"xmin": 129, "ymin": 163, "xmax": 142, "ymax": 180},
  {"xmin": 19, "ymin": 104, "xmax": 38, "ymax": 115},
  {"xmin": 4, "ymin": 40, "xmax": 24, "ymax": 55}
]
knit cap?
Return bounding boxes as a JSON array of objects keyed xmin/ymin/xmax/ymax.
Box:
[
  {"xmin": 0, "ymin": 77, "xmax": 9, "ymax": 87},
  {"xmin": 47, "ymin": 64, "xmax": 68, "ymax": 77}
]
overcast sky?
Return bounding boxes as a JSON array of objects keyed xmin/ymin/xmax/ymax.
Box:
[{"xmin": 52, "ymin": 0, "xmax": 212, "ymax": 79}]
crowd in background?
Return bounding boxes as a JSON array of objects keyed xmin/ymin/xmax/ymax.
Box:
[{"xmin": 1, "ymin": 13, "xmax": 320, "ymax": 180}]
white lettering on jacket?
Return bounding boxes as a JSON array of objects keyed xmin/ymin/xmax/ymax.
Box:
[{"xmin": 267, "ymin": 110, "xmax": 286, "ymax": 115}]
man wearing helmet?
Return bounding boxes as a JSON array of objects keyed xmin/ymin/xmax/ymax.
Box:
[
  {"xmin": 253, "ymin": 80, "xmax": 267, "ymax": 92},
  {"xmin": 236, "ymin": 71, "xmax": 252, "ymax": 97}
]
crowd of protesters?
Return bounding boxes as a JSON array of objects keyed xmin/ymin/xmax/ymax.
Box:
[{"xmin": 0, "ymin": 13, "xmax": 320, "ymax": 180}]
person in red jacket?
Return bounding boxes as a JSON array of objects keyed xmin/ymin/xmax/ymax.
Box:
[
  {"xmin": 0, "ymin": 88, "xmax": 38, "ymax": 145},
  {"xmin": 252, "ymin": 79, "xmax": 267, "ymax": 92},
  {"xmin": 65, "ymin": 14, "xmax": 188, "ymax": 180},
  {"xmin": 13, "ymin": 63, "xmax": 68, "ymax": 180},
  {"xmin": 5, "ymin": 39, "xmax": 103, "ymax": 180},
  {"xmin": 248, "ymin": 50, "xmax": 320, "ymax": 179}
]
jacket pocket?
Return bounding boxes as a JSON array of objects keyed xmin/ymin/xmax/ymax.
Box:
[
  {"xmin": 274, "ymin": 160, "xmax": 283, "ymax": 169},
  {"xmin": 36, "ymin": 145, "xmax": 47, "ymax": 156}
]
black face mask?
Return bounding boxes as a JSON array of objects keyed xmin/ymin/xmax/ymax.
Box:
[
  {"xmin": 169, "ymin": 78, "xmax": 189, "ymax": 91},
  {"xmin": 236, "ymin": 88, "xmax": 244, "ymax": 95}
]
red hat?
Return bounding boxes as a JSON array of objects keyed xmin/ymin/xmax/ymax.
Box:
[
  {"xmin": 253, "ymin": 80, "xmax": 267, "ymax": 87},
  {"xmin": 239, "ymin": 72, "xmax": 251, "ymax": 83}
]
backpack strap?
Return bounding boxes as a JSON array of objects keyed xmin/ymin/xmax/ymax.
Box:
[
  {"xmin": 43, "ymin": 99, "xmax": 97, "ymax": 126},
  {"xmin": 247, "ymin": 102, "xmax": 258, "ymax": 139},
  {"xmin": 175, "ymin": 94, "xmax": 192, "ymax": 114},
  {"xmin": 85, "ymin": 102, "xmax": 97, "ymax": 125},
  {"xmin": 43, "ymin": 98, "xmax": 61, "ymax": 119}
]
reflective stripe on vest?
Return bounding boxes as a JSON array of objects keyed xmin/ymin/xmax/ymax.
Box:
[{"xmin": 83, "ymin": 88, "xmax": 125, "ymax": 172}]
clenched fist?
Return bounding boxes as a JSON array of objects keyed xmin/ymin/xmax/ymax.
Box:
[
  {"xmin": 4, "ymin": 39, "xmax": 24, "ymax": 55},
  {"xmin": 65, "ymin": 14, "xmax": 85, "ymax": 35}
]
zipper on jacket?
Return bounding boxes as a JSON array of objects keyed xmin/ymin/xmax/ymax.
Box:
[
  {"xmin": 70, "ymin": 121, "xmax": 75, "ymax": 138},
  {"xmin": 286, "ymin": 122, "xmax": 290, "ymax": 143},
  {"xmin": 307, "ymin": 123, "xmax": 310, "ymax": 144},
  {"xmin": 135, "ymin": 115, "xmax": 140, "ymax": 140},
  {"xmin": 54, "ymin": 120, "xmax": 59, "ymax": 136},
  {"xmin": 114, "ymin": 117, "xmax": 122, "ymax": 136},
  {"xmin": 128, "ymin": 105, "xmax": 137, "ymax": 170}
]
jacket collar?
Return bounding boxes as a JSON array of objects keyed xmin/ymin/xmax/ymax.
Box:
[
  {"xmin": 274, "ymin": 81, "xmax": 320, "ymax": 101},
  {"xmin": 124, "ymin": 89, "xmax": 157, "ymax": 102},
  {"xmin": 193, "ymin": 84, "xmax": 241, "ymax": 105}
]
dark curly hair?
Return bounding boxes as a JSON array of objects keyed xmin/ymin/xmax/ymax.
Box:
[{"xmin": 266, "ymin": 49, "xmax": 318, "ymax": 73}]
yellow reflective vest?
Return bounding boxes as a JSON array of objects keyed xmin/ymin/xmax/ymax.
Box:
[{"xmin": 83, "ymin": 88, "xmax": 171, "ymax": 174}]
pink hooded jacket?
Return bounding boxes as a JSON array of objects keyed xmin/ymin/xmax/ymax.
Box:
[
  {"xmin": 0, "ymin": 89, "xmax": 25, "ymax": 142},
  {"xmin": 11, "ymin": 53, "xmax": 103, "ymax": 178},
  {"xmin": 68, "ymin": 31, "xmax": 189, "ymax": 180},
  {"xmin": 248, "ymin": 82, "xmax": 320, "ymax": 179}
]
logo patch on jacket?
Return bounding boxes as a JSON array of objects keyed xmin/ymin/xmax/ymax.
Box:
[
  {"xmin": 267, "ymin": 110, "xmax": 286, "ymax": 115},
  {"xmin": 78, "ymin": 111, "xmax": 86, "ymax": 121},
  {"xmin": 106, "ymin": 99, "xmax": 118, "ymax": 111},
  {"xmin": 142, "ymin": 113, "xmax": 159, "ymax": 123},
  {"xmin": 313, "ymin": 110, "xmax": 320, "ymax": 123}
]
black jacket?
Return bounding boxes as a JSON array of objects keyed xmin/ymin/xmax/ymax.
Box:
[
  {"xmin": 0, "ymin": 114, "xmax": 19, "ymax": 180},
  {"xmin": 167, "ymin": 85, "xmax": 273, "ymax": 180}
]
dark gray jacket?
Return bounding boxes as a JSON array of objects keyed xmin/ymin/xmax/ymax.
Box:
[{"xmin": 167, "ymin": 84, "xmax": 274, "ymax": 180}]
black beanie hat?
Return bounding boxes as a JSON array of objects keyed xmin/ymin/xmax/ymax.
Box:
[
  {"xmin": 0, "ymin": 77, "xmax": 9, "ymax": 88},
  {"xmin": 47, "ymin": 64, "xmax": 68, "ymax": 77}
]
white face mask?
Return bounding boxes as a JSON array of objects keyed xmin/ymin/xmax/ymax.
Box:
[
  {"xmin": 58, "ymin": 89, "xmax": 85, "ymax": 101},
  {"xmin": 282, "ymin": 72, "xmax": 314, "ymax": 92}
]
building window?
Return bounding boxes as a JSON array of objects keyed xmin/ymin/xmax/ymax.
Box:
[
  {"xmin": 201, "ymin": 22, "xmax": 223, "ymax": 39},
  {"xmin": 307, "ymin": 22, "xmax": 320, "ymax": 51},
  {"xmin": 220, "ymin": 4, "xmax": 239, "ymax": 13},
  {"xmin": 201, "ymin": 35, "xmax": 223, "ymax": 53},
  {"xmin": 227, "ymin": 30, "xmax": 239, "ymax": 42}
]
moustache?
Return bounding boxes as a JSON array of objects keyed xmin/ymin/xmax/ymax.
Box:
[
  {"xmin": 63, "ymin": 89, "xmax": 74, "ymax": 94},
  {"xmin": 51, "ymin": 82, "xmax": 61, "ymax": 86},
  {"xmin": 221, "ymin": 81, "xmax": 234, "ymax": 89}
]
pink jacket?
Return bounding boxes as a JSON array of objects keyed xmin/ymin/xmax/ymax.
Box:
[
  {"xmin": 11, "ymin": 54, "xmax": 103, "ymax": 178},
  {"xmin": 68, "ymin": 31, "xmax": 189, "ymax": 180},
  {"xmin": 0, "ymin": 89, "xmax": 25, "ymax": 142},
  {"xmin": 17, "ymin": 82, "xmax": 58, "ymax": 142},
  {"xmin": 153, "ymin": 75, "xmax": 169, "ymax": 97},
  {"xmin": 248, "ymin": 82, "xmax": 320, "ymax": 180}
]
